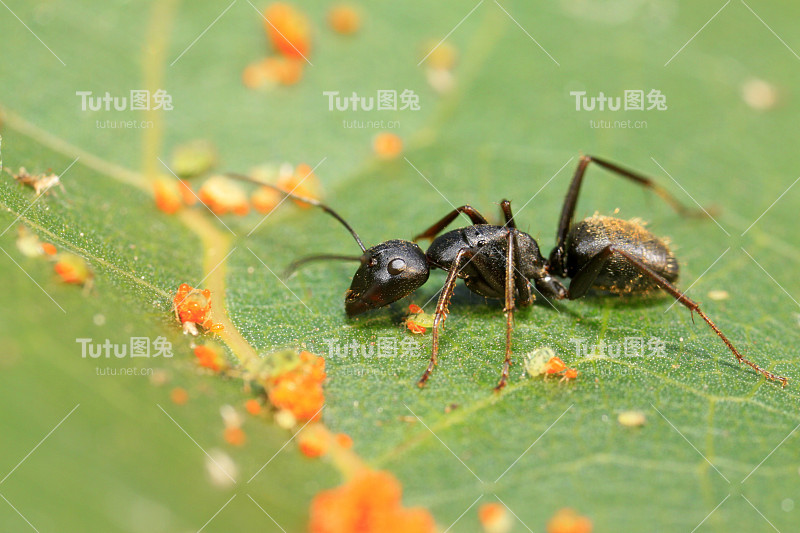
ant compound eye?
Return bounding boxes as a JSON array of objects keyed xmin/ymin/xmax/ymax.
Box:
[{"xmin": 387, "ymin": 258, "xmax": 406, "ymax": 275}]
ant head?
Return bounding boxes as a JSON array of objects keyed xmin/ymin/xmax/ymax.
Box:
[{"xmin": 345, "ymin": 240, "xmax": 430, "ymax": 317}]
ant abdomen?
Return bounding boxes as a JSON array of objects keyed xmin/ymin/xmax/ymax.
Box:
[{"xmin": 565, "ymin": 215, "xmax": 679, "ymax": 294}]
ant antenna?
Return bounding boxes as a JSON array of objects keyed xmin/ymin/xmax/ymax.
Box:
[
  {"xmin": 282, "ymin": 254, "xmax": 363, "ymax": 278},
  {"xmin": 226, "ymin": 172, "xmax": 367, "ymax": 252}
]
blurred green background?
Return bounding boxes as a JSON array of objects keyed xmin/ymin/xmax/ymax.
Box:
[{"xmin": 1, "ymin": 1, "xmax": 799, "ymax": 531}]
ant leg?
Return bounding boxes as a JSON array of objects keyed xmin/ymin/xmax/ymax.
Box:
[
  {"xmin": 511, "ymin": 229, "xmax": 534, "ymax": 307},
  {"xmin": 548, "ymin": 155, "xmax": 702, "ymax": 276},
  {"xmin": 495, "ymin": 231, "xmax": 516, "ymax": 391},
  {"xmin": 413, "ymin": 206, "xmax": 489, "ymax": 242},
  {"xmin": 500, "ymin": 199, "xmax": 517, "ymax": 229},
  {"xmin": 418, "ymin": 248, "xmax": 472, "ymax": 387},
  {"xmin": 502, "ymin": 202, "xmax": 536, "ymax": 305},
  {"xmin": 568, "ymin": 246, "xmax": 789, "ymax": 387}
]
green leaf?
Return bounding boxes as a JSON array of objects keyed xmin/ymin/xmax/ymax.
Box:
[{"xmin": 2, "ymin": 1, "xmax": 799, "ymax": 532}]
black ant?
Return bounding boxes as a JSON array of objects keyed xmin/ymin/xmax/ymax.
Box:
[{"xmin": 229, "ymin": 156, "xmax": 788, "ymax": 391}]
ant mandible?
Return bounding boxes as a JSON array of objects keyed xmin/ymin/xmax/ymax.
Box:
[{"xmin": 229, "ymin": 155, "xmax": 789, "ymax": 391}]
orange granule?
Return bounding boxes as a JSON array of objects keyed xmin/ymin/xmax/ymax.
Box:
[
  {"xmin": 263, "ymin": 3, "xmax": 311, "ymax": 60},
  {"xmin": 328, "ymin": 5, "xmax": 360, "ymax": 35},
  {"xmin": 178, "ymin": 179, "xmax": 197, "ymax": 205},
  {"xmin": 224, "ymin": 426, "xmax": 247, "ymax": 446},
  {"xmin": 244, "ymin": 398, "xmax": 263, "ymax": 415},
  {"xmin": 335, "ymin": 433, "xmax": 353, "ymax": 449},
  {"xmin": 194, "ymin": 345, "xmax": 227, "ymax": 372},
  {"xmin": 170, "ymin": 387, "xmax": 189, "ymax": 405},
  {"xmin": 478, "ymin": 502, "xmax": 511, "ymax": 533},
  {"xmin": 243, "ymin": 57, "xmax": 304, "ymax": 88},
  {"xmin": 373, "ymin": 133, "xmax": 403, "ymax": 159},
  {"xmin": 546, "ymin": 508, "xmax": 593, "ymax": 533},
  {"xmin": 276, "ymin": 162, "xmax": 321, "ymax": 208},
  {"xmin": 154, "ymin": 178, "xmax": 183, "ymax": 214},
  {"xmin": 41, "ymin": 242, "xmax": 57, "ymax": 256},
  {"xmin": 267, "ymin": 351, "xmax": 326, "ymax": 421},
  {"xmin": 251, "ymin": 185, "xmax": 283, "ymax": 213},
  {"xmin": 309, "ymin": 470, "xmax": 436, "ymax": 533},
  {"xmin": 54, "ymin": 253, "xmax": 92, "ymax": 285},
  {"xmin": 299, "ymin": 427, "xmax": 328, "ymax": 458}
]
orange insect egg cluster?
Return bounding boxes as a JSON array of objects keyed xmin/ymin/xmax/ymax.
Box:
[
  {"xmin": 153, "ymin": 176, "xmax": 198, "ymax": 214},
  {"xmin": 249, "ymin": 162, "xmax": 322, "ymax": 213},
  {"xmin": 546, "ymin": 508, "xmax": 593, "ymax": 533},
  {"xmin": 197, "ymin": 176, "xmax": 250, "ymax": 216},
  {"xmin": 173, "ymin": 283, "xmax": 224, "ymax": 335},
  {"xmin": 251, "ymin": 185, "xmax": 283, "ymax": 214},
  {"xmin": 264, "ymin": 3, "xmax": 311, "ymax": 60},
  {"xmin": 243, "ymin": 3, "xmax": 310, "ymax": 89},
  {"xmin": 276, "ymin": 162, "xmax": 322, "ymax": 208},
  {"xmin": 309, "ymin": 470, "xmax": 436, "ymax": 533},
  {"xmin": 267, "ymin": 351, "xmax": 326, "ymax": 422}
]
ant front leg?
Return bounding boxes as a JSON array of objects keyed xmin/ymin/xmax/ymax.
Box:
[
  {"xmin": 501, "ymin": 200, "xmax": 535, "ymax": 307},
  {"xmin": 496, "ymin": 230, "xmax": 516, "ymax": 392},
  {"xmin": 548, "ymin": 155, "xmax": 701, "ymax": 276},
  {"xmin": 413, "ymin": 206, "xmax": 489, "ymax": 242},
  {"xmin": 418, "ymin": 248, "xmax": 472, "ymax": 388},
  {"xmin": 568, "ymin": 246, "xmax": 789, "ymax": 387}
]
